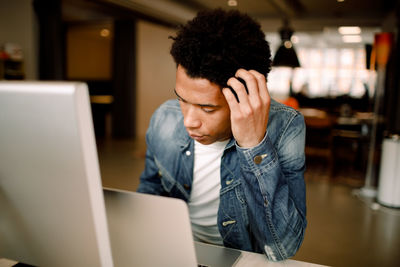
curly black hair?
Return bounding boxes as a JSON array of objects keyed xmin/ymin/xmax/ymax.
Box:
[{"xmin": 170, "ymin": 8, "xmax": 271, "ymax": 88}]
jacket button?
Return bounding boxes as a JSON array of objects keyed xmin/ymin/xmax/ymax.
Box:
[
  {"xmin": 183, "ymin": 184, "xmax": 190, "ymax": 190},
  {"xmin": 254, "ymin": 155, "xmax": 262, "ymax": 164},
  {"xmin": 185, "ymin": 151, "xmax": 191, "ymax": 156},
  {"xmin": 222, "ymin": 220, "xmax": 236, "ymax": 226},
  {"xmin": 253, "ymin": 154, "xmax": 267, "ymax": 164}
]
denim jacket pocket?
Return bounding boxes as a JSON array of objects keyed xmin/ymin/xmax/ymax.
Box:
[
  {"xmin": 154, "ymin": 159, "xmax": 174, "ymax": 193},
  {"xmin": 218, "ymin": 180, "xmax": 251, "ymax": 249},
  {"xmin": 278, "ymin": 196, "xmax": 304, "ymax": 236},
  {"xmin": 155, "ymin": 158, "xmax": 191, "ymax": 200}
]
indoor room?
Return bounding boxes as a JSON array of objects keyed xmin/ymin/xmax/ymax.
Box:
[{"xmin": 1, "ymin": 0, "xmax": 400, "ymax": 266}]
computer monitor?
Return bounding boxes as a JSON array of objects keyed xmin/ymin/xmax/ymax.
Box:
[{"xmin": 0, "ymin": 81, "xmax": 113, "ymax": 267}]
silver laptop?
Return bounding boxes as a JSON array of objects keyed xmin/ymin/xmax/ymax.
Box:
[
  {"xmin": 0, "ymin": 80, "xmax": 241, "ymax": 267},
  {"xmin": 0, "ymin": 81, "xmax": 113, "ymax": 266},
  {"xmin": 104, "ymin": 188, "xmax": 242, "ymax": 267}
]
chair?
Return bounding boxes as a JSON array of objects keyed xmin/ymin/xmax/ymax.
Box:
[{"xmin": 301, "ymin": 108, "xmax": 335, "ymax": 178}]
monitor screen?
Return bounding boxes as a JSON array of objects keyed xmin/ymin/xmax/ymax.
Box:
[{"xmin": 0, "ymin": 81, "xmax": 113, "ymax": 267}]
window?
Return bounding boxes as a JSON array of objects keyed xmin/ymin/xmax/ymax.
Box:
[{"xmin": 268, "ymin": 46, "xmax": 375, "ymax": 99}]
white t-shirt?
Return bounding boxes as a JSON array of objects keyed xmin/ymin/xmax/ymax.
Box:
[{"xmin": 188, "ymin": 139, "xmax": 229, "ymax": 245}]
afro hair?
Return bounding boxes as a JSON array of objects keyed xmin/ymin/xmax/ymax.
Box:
[{"xmin": 170, "ymin": 8, "xmax": 271, "ymax": 88}]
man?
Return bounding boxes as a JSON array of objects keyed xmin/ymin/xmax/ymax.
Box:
[{"xmin": 137, "ymin": 9, "xmax": 306, "ymax": 261}]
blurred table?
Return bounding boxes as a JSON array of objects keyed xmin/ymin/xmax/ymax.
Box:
[{"xmin": 299, "ymin": 108, "xmax": 375, "ymax": 178}]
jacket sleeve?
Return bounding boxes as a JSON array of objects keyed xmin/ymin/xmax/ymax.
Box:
[
  {"xmin": 236, "ymin": 112, "xmax": 307, "ymax": 261},
  {"xmin": 136, "ymin": 111, "xmax": 165, "ymax": 195},
  {"xmin": 136, "ymin": 141, "xmax": 165, "ymax": 195}
]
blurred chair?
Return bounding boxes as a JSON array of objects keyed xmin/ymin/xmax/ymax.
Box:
[
  {"xmin": 300, "ymin": 108, "xmax": 335, "ymax": 178},
  {"xmin": 282, "ymin": 96, "xmax": 300, "ymax": 109}
]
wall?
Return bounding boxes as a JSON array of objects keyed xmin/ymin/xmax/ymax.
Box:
[
  {"xmin": 66, "ymin": 22, "xmax": 112, "ymax": 80},
  {"xmin": 0, "ymin": 0, "xmax": 177, "ymax": 138},
  {"xmin": 136, "ymin": 20, "xmax": 177, "ymax": 139},
  {"xmin": 0, "ymin": 0, "xmax": 37, "ymax": 79}
]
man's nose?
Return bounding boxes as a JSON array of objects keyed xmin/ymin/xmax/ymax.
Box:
[{"xmin": 183, "ymin": 106, "xmax": 201, "ymax": 129}]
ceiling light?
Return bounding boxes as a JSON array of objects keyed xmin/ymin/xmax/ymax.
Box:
[
  {"xmin": 338, "ymin": 26, "xmax": 361, "ymax": 35},
  {"xmin": 100, "ymin": 29, "xmax": 110, "ymax": 37},
  {"xmin": 227, "ymin": 0, "xmax": 237, "ymax": 7},
  {"xmin": 273, "ymin": 20, "xmax": 300, "ymax": 68},
  {"xmin": 337, "ymin": 0, "xmax": 345, "ymax": 2},
  {"xmin": 291, "ymin": 35, "xmax": 299, "ymax": 44},
  {"xmin": 284, "ymin": 40, "xmax": 293, "ymax": 49},
  {"xmin": 342, "ymin": 35, "xmax": 362, "ymax": 43}
]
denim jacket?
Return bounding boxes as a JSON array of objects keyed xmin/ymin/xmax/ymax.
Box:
[{"xmin": 137, "ymin": 99, "xmax": 307, "ymax": 261}]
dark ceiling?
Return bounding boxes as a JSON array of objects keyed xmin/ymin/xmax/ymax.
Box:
[{"xmin": 63, "ymin": 0, "xmax": 399, "ymax": 32}]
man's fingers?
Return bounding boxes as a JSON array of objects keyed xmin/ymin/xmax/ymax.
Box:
[
  {"xmin": 222, "ymin": 87, "xmax": 240, "ymax": 111},
  {"xmin": 226, "ymin": 77, "xmax": 250, "ymax": 106},
  {"xmin": 235, "ymin": 69, "xmax": 259, "ymax": 97},
  {"xmin": 248, "ymin": 69, "xmax": 270, "ymax": 105}
]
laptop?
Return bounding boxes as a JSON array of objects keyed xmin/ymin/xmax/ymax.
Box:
[
  {"xmin": 104, "ymin": 188, "xmax": 242, "ymax": 267},
  {"xmin": 0, "ymin": 80, "xmax": 241, "ymax": 267},
  {"xmin": 0, "ymin": 81, "xmax": 113, "ymax": 266}
]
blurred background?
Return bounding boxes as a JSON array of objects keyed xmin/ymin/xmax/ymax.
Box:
[{"xmin": 1, "ymin": 0, "xmax": 400, "ymax": 266}]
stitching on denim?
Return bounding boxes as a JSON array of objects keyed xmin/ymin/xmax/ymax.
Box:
[
  {"xmin": 276, "ymin": 112, "xmax": 298, "ymax": 149},
  {"xmin": 264, "ymin": 208, "xmax": 288, "ymax": 260},
  {"xmin": 154, "ymin": 157, "xmax": 190, "ymax": 200},
  {"xmin": 220, "ymin": 179, "xmax": 241, "ymax": 194}
]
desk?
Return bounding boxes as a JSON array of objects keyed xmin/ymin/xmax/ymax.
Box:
[
  {"xmin": 234, "ymin": 251, "xmax": 326, "ymax": 267},
  {"xmin": 1, "ymin": 188, "xmax": 327, "ymax": 267},
  {"xmin": 1, "ymin": 253, "xmax": 326, "ymax": 267},
  {"xmin": 105, "ymin": 188, "xmax": 326, "ymax": 267}
]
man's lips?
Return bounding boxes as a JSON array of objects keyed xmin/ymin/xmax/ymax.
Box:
[
  {"xmin": 190, "ymin": 133, "xmax": 203, "ymax": 138},
  {"xmin": 188, "ymin": 132, "xmax": 206, "ymax": 140}
]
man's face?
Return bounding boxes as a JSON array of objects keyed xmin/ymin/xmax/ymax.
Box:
[{"xmin": 175, "ymin": 65, "xmax": 232, "ymax": 145}]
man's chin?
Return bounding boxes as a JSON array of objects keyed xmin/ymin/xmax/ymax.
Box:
[{"xmin": 191, "ymin": 136, "xmax": 211, "ymax": 144}]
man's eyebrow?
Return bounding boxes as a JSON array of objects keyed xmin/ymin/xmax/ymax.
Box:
[{"xmin": 174, "ymin": 89, "xmax": 220, "ymax": 108}]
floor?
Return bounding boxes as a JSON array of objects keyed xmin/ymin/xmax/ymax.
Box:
[{"xmin": 96, "ymin": 137, "xmax": 400, "ymax": 267}]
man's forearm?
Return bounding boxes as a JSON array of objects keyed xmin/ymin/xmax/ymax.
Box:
[{"xmin": 236, "ymin": 118, "xmax": 307, "ymax": 261}]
